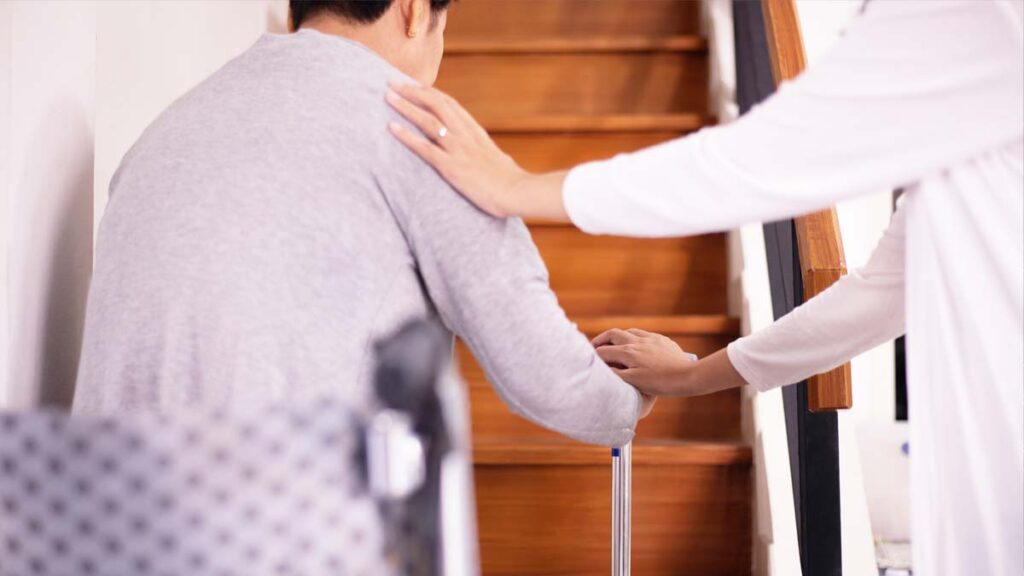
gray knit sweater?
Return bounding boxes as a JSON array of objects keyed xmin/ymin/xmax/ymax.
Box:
[{"xmin": 73, "ymin": 30, "xmax": 640, "ymax": 446}]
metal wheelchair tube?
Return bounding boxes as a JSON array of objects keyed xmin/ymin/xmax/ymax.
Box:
[{"xmin": 611, "ymin": 442, "xmax": 632, "ymax": 576}]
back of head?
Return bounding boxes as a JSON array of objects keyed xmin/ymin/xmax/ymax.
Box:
[
  {"xmin": 288, "ymin": 0, "xmax": 454, "ymax": 85},
  {"xmin": 290, "ymin": 0, "xmax": 452, "ymax": 29}
]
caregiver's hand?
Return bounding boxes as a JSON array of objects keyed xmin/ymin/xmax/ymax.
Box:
[
  {"xmin": 593, "ymin": 329, "xmax": 747, "ymax": 398},
  {"xmin": 386, "ymin": 82, "xmax": 570, "ymax": 221}
]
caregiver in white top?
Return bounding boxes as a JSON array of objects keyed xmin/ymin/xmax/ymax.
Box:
[{"xmin": 386, "ymin": 1, "xmax": 1023, "ymax": 574}]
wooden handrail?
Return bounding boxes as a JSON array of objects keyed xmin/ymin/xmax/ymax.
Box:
[
  {"xmin": 444, "ymin": 36, "xmax": 709, "ymax": 54},
  {"xmin": 761, "ymin": 0, "xmax": 853, "ymax": 411}
]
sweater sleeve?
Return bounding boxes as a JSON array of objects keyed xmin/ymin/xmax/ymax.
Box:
[
  {"xmin": 563, "ymin": 0, "xmax": 1023, "ymax": 237},
  {"xmin": 377, "ymin": 127, "xmax": 641, "ymax": 447},
  {"xmin": 727, "ymin": 204, "xmax": 907, "ymax": 392}
]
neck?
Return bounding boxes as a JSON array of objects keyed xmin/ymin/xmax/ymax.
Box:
[{"xmin": 300, "ymin": 16, "xmax": 401, "ymax": 64}]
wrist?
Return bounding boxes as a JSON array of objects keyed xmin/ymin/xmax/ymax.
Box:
[
  {"xmin": 501, "ymin": 170, "xmax": 570, "ymax": 222},
  {"xmin": 498, "ymin": 167, "xmax": 532, "ymax": 218},
  {"xmin": 668, "ymin": 359, "xmax": 698, "ymax": 397}
]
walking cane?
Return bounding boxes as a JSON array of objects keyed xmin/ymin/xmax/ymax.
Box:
[{"xmin": 611, "ymin": 442, "xmax": 632, "ymax": 576}]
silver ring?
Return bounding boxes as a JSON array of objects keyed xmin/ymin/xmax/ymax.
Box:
[{"xmin": 437, "ymin": 126, "xmax": 448, "ymax": 140}]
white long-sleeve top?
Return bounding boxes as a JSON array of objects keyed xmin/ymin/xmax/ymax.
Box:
[
  {"xmin": 728, "ymin": 201, "xmax": 907, "ymax": 393},
  {"xmin": 562, "ymin": 1, "xmax": 1023, "ymax": 574}
]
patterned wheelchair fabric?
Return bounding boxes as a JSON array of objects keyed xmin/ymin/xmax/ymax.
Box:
[{"xmin": 0, "ymin": 399, "xmax": 403, "ymax": 576}]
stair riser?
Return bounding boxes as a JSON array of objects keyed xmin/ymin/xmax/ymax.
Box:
[
  {"xmin": 467, "ymin": 386, "xmax": 741, "ymax": 441},
  {"xmin": 437, "ymin": 52, "xmax": 708, "ymax": 118},
  {"xmin": 530, "ymin": 229, "xmax": 728, "ymax": 317},
  {"xmin": 494, "ymin": 132, "xmax": 683, "ymax": 172},
  {"xmin": 458, "ymin": 330, "xmax": 740, "ymax": 441},
  {"xmin": 474, "ymin": 463, "xmax": 751, "ymax": 575},
  {"xmin": 445, "ymin": 0, "xmax": 702, "ymax": 39}
]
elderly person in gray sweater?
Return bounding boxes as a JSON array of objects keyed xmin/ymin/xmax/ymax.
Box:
[{"xmin": 72, "ymin": 0, "xmax": 651, "ymax": 446}]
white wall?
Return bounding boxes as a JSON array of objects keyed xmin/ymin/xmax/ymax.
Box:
[
  {"xmin": 0, "ymin": 0, "xmax": 287, "ymax": 408},
  {"xmin": 1, "ymin": 1, "xmax": 97, "ymax": 409},
  {"xmin": 94, "ymin": 1, "xmax": 287, "ymax": 236},
  {"xmin": 0, "ymin": 2, "xmax": 12, "ymax": 408}
]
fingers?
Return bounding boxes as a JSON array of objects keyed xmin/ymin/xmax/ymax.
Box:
[
  {"xmin": 610, "ymin": 366, "xmax": 635, "ymax": 379},
  {"xmin": 388, "ymin": 121, "xmax": 447, "ymax": 170},
  {"xmin": 386, "ymin": 90, "xmax": 451, "ymax": 146},
  {"xmin": 591, "ymin": 328, "xmax": 639, "ymax": 348},
  {"xmin": 591, "ymin": 328, "xmax": 658, "ymax": 347},
  {"xmin": 388, "ymin": 81, "xmax": 458, "ymax": 133},
  {"xmin": 596, "ymin": 344, "xmax": 634, "ymax": 368},
  {"xmin": 441, "ymin": 90, "xmax": 490, "ymax": 140}
]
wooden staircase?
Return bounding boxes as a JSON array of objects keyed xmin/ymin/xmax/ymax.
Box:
[{"xmin": 437, "ymin": 2, "xmax": 752, "ymax": 574}]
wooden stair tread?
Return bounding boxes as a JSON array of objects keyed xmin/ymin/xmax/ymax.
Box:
[
  {"xmin": 445, "ymin": 35, "xmax": 709, "ymax": 54},
  {"xmin": 575, "ymin": 314, "xmax": 740, "ymax": 336},
  {"xmin": 464, "ymin": 384, "xmax": 743, "ymax": 444},
  {"xmin": 495, "ymin": 131, "xmax": 685, "ymax": 173},
  {"xmin": 474, "ymin": 437, "xmax": 753, "ymax": 466},
  {"xmin": 445, "ymin": 0, "xmax": 703, "ymax": 39},
  {"xmin": 481, "ymin": 113, "xmax": 714, "ymax": 133},
  {"xmin": 439, "ymin": 51, "xmax": 709, "ymax": 117}
]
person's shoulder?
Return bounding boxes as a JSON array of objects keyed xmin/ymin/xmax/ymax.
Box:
[{"xmin": 271, "ymin": 32, "xmax": 428, "ymax": 161}]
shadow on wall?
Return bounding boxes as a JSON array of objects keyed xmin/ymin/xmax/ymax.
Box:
[
  {"xmin": 11, "ymin": 98, "xmax": 93, "ymax": 409},
  {"xmin": 266, "ymin": 2, "xmax": 289, "ymax": 34}
]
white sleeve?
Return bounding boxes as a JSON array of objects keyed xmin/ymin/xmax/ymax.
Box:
[
  {"xmin": 726, "ymin": 204, "xmax": 907, "ymax": 392},
  {"xmin": 563, "ymin": 0, "xmax": 1024, "ymax": 237}
]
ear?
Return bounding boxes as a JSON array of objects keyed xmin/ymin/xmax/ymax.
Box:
[{"xmin": 401, "ymin": 0, "xmax": 431, "ymax": 39}]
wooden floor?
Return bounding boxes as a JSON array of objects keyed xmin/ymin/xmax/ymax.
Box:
[{"xmin": 436, "ymin": 2, "xmax": 752, "ymax": 574}]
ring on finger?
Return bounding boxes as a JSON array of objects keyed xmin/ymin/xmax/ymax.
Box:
[{"xmin": 437, "ymin": 125, "xmax": 449, "ymax": 140}]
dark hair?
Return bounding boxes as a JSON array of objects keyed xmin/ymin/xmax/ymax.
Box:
[{"xmin": 290, "ymin": 0, "xmax": 452, "ymax": 30}]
